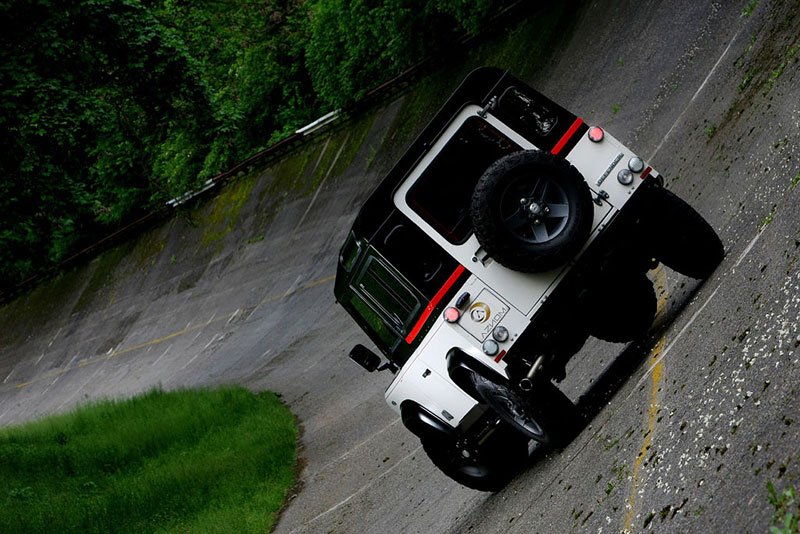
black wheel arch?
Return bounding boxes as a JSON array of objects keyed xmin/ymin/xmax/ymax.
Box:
[
  {"xmin": 446, "ymin": 347, "xmax": 510, "ymax": 402},
  {"xmin": 400, "ymin": 400, "xmax": 457, "ymax": 443}
]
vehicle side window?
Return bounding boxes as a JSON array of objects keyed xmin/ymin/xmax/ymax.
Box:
[
  {"xmin": 406, "ymin": 116, "xmax": 520, "ymax": 244},
  {"xmin": 351, "ymin": 255, "xmax": 422, "ymax": 350},
  {"xmin": 375, "ymin": 217, "xmax": 457, "ymax": 299},
  {"xmin": 340, "ymin": 232, "xmax": 361, "ymax": 272}
]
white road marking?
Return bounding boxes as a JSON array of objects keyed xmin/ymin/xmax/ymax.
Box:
[
  {"xmin": 648, "ymin": 29, "xmax": 743, "ymax": 161},
  {"xmin": 293, "ymin": 134, "xmax": 350, "ymax": 235},
  {"xmin": 634, "ymin": 285, "xmax": 721, "ymax": 392},
  {"xmin": 182, "ymin": 353, "xmax": 201, "ymax": 370},
  {"xmin": 41, "ymin": 374, "xmax": 61, "ymax": 397},
  {"xmin": 3, "ymin": 368, "xmax": 15, "ymax": 384},
  {"xmin": 290, "ymin": 444, "xmax": 423, "ymax": 533},
  {"xmin": 151, "ymin": 344, "xmax": 173, "ymax": 367},
  {"xmin": 202, "ymin": 334, "xmax": 220, "ymax": 351},
  {"xmin": 733, "ymin": 231, "xmax": 763, "ymax": 269},
  {"xmin": 282, "ymin": 276, "xmax": 304, "ymax": 299},
  {"xmin": 56, "ymin": 364, "xmax": 105, "ymax": 411},
  {"xmin": 47, "ymin": 327, "xmax": 62, "ymax": 348},
  {"xmin": 306, "ymin": 418, "xmax": 402, "ymax": 481}
]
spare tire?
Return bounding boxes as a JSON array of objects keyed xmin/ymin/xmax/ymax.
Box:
[{"xmin": 471, "ymin": 150, "xmax": 594, "ymax": 272}]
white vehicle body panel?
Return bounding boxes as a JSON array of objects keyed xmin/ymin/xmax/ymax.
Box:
[{"xmin": 385, "ymin": 105, "xmax": 659, "ymax": 428}]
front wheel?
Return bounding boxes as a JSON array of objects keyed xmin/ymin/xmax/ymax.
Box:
[{"xmin": 422, "ymin": 423, "xmax": 528, "ymax": 492}]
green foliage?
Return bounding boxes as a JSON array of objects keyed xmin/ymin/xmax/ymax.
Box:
[
  {"xmin": 768, "ymin": 480, "xmax": 799, "ymax": 534},
  {"xmin": 1, "ymin": 0, "xmax": 217, "ymax": 286},
  {"xmin": 0, "ymin": 386, "xmax": 297, "ymax": 533},
  {"xmin": 305, "ymin": 0, "xmax": 497, "ymax": 107},
  {"xmin": 741, "ymin": 0, "xmax": 758, "ymax": 17},
  {"xmin": 1, "ymin": 0, "xmax": 512, "ymax": 290}
]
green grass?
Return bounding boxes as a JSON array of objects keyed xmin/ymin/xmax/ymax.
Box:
[
  {"xmin": 0, "ymin": 386, "xmax": 297, "ymax": 533},
  {"xmin": 760, "ymin": 204, "xmax": 777, "ymax": 230},
  {"xmin": 738, "ymin": 68, "xmax": 758, "ymax": 93},
  {"xmin": 768, "ymin": 480, "xmax": 799, "ymax": 534},
  {"xmin": 741, "ymin": 0, "xmax": 758, "ymax": 17},
  {"xmin": 764, "ymin": 44, "xmax": 800, "ymax": 94}
]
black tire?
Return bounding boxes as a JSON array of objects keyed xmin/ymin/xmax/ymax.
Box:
[
  {"xmin": 471, "ymin": 150, "xmax": 594, "ymax": 272},
  {"xmin": 469, "ymin": 372, "xmax": 580, "ymax": 446},
  {"xmin": 637, "ymin": 187, "xmax": 724, "ymax": 278},
  {"xmin": 580, "ymin": 274, "xmax": 657, "ymax": 343},
  {"xmin": 422, "ymin": 423, "xmax": 528, "ymax": 492}
]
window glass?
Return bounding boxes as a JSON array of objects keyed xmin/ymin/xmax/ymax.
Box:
[
  {"xmin": 340, "ymin": 233, "xmax": 360, "ymax": 272},
  {"xmin": 407, "ymin": 116, "xmax": 520, "ymax": 244},
  {"xmin": 375, "ymin": 217, "xmax": 456, "ymax": 299},
  {"xmin": 349, "ymin": 255, "xmax": 422, "ymax": 352}
]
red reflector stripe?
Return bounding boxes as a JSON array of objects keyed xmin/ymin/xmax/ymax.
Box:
[
  {"xmin": 640, "ymin": 166, "xmax": 652, "ymax": 180},
  {"xmin": 405, "ymin": 265, "xmax": 466, "ymax": 344},
  {"xmin": 551, "ymin": 117, "xmax": 584, "ymax": 156},
  {"xmin": 494, "ymin": 350, "xmax": 507, "ymax": 363}
]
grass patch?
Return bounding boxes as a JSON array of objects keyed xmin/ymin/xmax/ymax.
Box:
[
  {"xmin": 760, "ymin": 204, "xmax": 777, "ymax": 230},
  {"xmin": 738, "ymin": 68, "xmax": 758, "ymax": 92},
  {"xmin": 791, "ymin": 171, "xmax": 800, "ymax": 190},
  {"xmin": 705, "ymin": 123, "xmax": 718, "ymax": 139},
  {"xmin": 741, "ymin": 0, "xmax": 758, "ymax": 17},
  {"xmin": 768, "ymin": 480, "xmax": 799, "ymax": 534},
  {"xmin": 764, "ymin": 44, "xmax": 800, "ymax": 94},
  {"xmin": 0, "ymin": 386, "xmax": 297, "ymax": 533}
]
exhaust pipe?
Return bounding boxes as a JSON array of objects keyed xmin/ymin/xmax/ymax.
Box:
[{"xmin": 519, "ymin": 355, "xmax": 545, "ymax": 392}]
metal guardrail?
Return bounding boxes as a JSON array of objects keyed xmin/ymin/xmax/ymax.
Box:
[{"xmin": 0, "ymin": 0, "xmax": 542, "ymax": 303}]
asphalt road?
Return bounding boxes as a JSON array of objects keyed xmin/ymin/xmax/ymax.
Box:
[{"xmin": 2, "ymin": 1, "xmax": 799, "ymax": 533}]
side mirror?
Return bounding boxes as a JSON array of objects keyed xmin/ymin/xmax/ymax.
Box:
[{"xmin": 349, "ymin": 344, "xmax": 381, "ymax": 372}]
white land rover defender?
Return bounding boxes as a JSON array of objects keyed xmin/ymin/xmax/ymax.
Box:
[{"xmin": 333, "ymin": 68, "xmax": 723, "ymax": 491}]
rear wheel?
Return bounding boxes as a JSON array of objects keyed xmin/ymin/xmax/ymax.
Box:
[
  {"xmin": 469, "ymin": 372, "xmax": 580, "ymax": 446},
  {"xmin": 637, "ymin": 187, "xmax": 723, "ymax": 278},
  {"xmin": 580, "ymin": 274, "xmax": 657, "ymax": 343},
  {"xmin": 422, "ymin": 423, "xmax": 528, "ymax": 492}
]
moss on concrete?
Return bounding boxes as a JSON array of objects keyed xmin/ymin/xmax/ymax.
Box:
[
  {"xmin": 264, "ymin": 144, "xmax": 319, "ymax": 201},
  {"xmin": 201, "ymin": 174, "xmax": 258, "ymax": 248},
  {"xmin": 71, "ymin": 241, "xmax": 135, "ymax": 314}
]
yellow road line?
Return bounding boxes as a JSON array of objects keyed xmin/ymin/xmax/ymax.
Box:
[
  {"xmin": 622, "ymin": 337, "xmax": 666, "ymax": 532},
  {"xmin": 12, "ymin": 274, "xmax": 335, "ymax": 390},
  {"xmin": 622, "ymin": 267, "xmax": 669, "ymax": 532}
]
